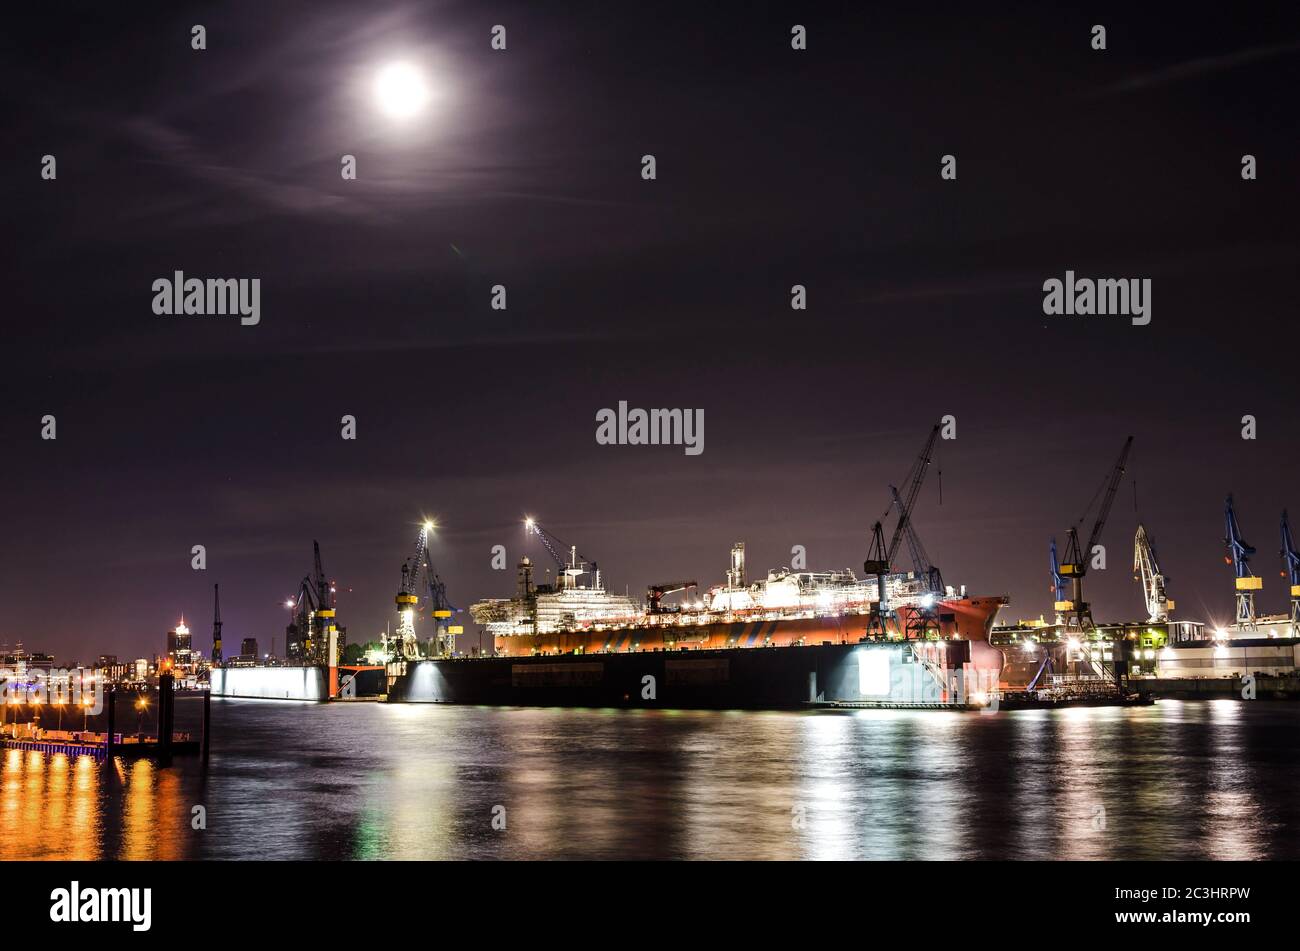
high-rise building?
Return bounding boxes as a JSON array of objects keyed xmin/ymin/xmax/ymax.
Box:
[
  {"xmin": 166, "ymin": 619, "xmax": 195, "ymax": 674},
  {"xmin": 240, "ymin": 637, "xmax": 259, "ymax": 658}
]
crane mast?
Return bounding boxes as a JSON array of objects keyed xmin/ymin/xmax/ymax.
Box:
[
  {"xmin": 1224, "ymin": 495, "xmax": 1259, "ymax": 633},
  {"xmin": 863, "ymin": 521, "xmax": 894, "ymax": 636},
  {"xmin": 211, "ymin": 583, "xmax": 223, "ymax": 665},
  {"xmin": 1133, "ymin": 524, "xmax": 1173, "ymax": 623},
  {"xmin": 423, "ymin": 554, "xmax": 457, "ymax": 658},
  {"xmin": 890, "ymin": 484, "xmax": 942, "ymax": 594},
  {"xmin": 1057, "ymin": 436, "xmax": 1133, "ymax": 633},
  {"xmin": 1280, "ymin": 510, "xmax": 1300, "ymax": 635},
  {"xmin": 886, "ymin": 423, "xmax": 942, "ymax": 566},
  {"xmin": 393, "ymin": 522, "xmax": 432, "ymax": 661}
]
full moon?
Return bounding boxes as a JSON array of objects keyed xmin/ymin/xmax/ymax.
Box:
[{"xmin": 373, "ymin": 62, "xmax": 431, "ymax": 119}]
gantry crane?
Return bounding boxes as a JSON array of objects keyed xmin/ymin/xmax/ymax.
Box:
[
  {"xmin": 1282, "ymin": 510, "xmax": 1300, "ymax": 636},
  {"xmin": 392, "ymin": 522, "xmax": 432, "ymax": 661},
  {"xmin": 422, "ymin": 550, "xmax": 458, "ymax": 658},
  {"xmin": 1055, "ymin": 436, "xmax": 1133, "ymax": 633},
  {"xmin": 1224, "ymin": 495, "xmax": 1259, "ymax": 633},
  {"xmin": 1133, "ymin": 524, "xmax": 1174, "ymax": 623}
]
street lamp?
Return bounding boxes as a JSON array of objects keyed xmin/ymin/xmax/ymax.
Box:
[
  {"xmin": 135, "ymin": 695, "xmax": 148, "ymax": 735},
  {"xmin": 81, "ymin": 694, "xmax": 92, "ymax": 732}
]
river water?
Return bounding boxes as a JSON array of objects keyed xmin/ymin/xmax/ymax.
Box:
[{"xmin": 3, "ymin": 698, "xmax": 1297, "ymax": 860}]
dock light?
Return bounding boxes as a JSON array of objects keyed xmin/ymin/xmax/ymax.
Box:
[
  {"xmin": 971, "ymin": 691, "xmax": 990, "ymax": 707},
  {"xmin": 1214, "ymin": 642, "xmax": 1230, "ymax": 659},
  {"xmin": 285, "ymin": 599, "xmax": 295, "ymax": 608},
  {"xmin": 1215, "ymin": 627, "xmax": 1228, "ymax": 639},
  {"xmin": 524, "ymin": 517, "xmax": 535, "ymax": 532},
  {"xmin": 919, "ymin": 593, "xmax": 936, "ymax": 609},
  {"xmin": 424, "ymin": 520, "xmax": 435, "ymax": 533},
  {"xmin": 1066, "ymin": 637, "xmax": 1080, "ymax": 653},
  {"xmin": 1161, "ymin": 646, "xmax": 1176, "ymax": 661}
]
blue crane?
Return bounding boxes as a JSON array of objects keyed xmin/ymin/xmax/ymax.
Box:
[
  {"xmin": 1224, "ymin": 495, "xmax": 1260, "ymax": 631},
  {"xmin": 1281, "ymin": 509, "xmax": 1300, "ymax": 634}
]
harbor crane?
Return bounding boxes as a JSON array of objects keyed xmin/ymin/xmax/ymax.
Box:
[
  {"xmin": 1055, "ymin": 436, "xmax": 1133, "ymax": 633},
  {"xmin": 1049, "ymin": 537, "xmax": 1067, "ymax": 624},
  {"xmin": 863, "ymin": 521, "xmax": 894, "ymax": 637},
  {"xmin": 885, "ymin": 423, "xmax": 942, "ymax": 572},
  {"xmin": 211, "ymin": 583, "xmax": 223, "ymax": 665},
  {"xmin": 647, "ymin": 580, "xmax": 698, "ymax": 614},
  {"xmin": 392, "ymin": 522, "xmax": 433, "ymax": 661},
  {"xmin": 1133, "ymin": 524, "xmax": 1174, "ymax": 623},
  {"xmin": 525, "ymin": 517, "xmax": 601, "ymax": 590},
  {"xmin": 1282, "ymin": 510, "xmax": 1300, "ymax": 636},
  {"xmin": 288, "ymin": 541, "xmax": 338, "ymax": 664},
  {"xmin": 864, "ymin": 422, "xmax": 943, "ymax": 637},
  {"xmin": 1224, "ymin": 495, "xmax": 1259, "ymax": 633},
  {"xmin": 890, "ymin": 484, "xmax": 943, "ymax": 594},
  {"xmin": 422, "ymin": 550, "xmax": 458, "ymax": 658}
]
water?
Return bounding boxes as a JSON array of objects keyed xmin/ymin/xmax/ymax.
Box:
[{"xmin": 4, "ymin": 699, "xmax": 1297, "ymax": 860}]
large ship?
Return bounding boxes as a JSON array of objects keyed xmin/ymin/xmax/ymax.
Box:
[{"xmin": 470, "ymin": 540, "xmax": 1007, "ymax": 664}]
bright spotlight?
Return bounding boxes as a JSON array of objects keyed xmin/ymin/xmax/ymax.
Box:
[
  {"xmin": 424, "ymin": 520, "xmax": 435, "ymax": 533},
  {"xmin": 374, "ymin": 62, "xmax": 430, "ymax": 119}
]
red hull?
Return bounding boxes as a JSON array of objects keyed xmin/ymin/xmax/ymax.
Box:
[{"xmin": 495, "ymin": 596, "xmax": 1007, "ymax": 657}]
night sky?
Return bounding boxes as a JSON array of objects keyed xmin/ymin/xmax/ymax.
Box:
[{"xmin": 3, "ymin": 2, "xmax": 1299, "ymax": 662}]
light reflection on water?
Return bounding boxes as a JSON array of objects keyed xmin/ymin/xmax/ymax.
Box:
[{"xmin": 2, "ymin": 699, "xmax": 1296, "ymax": 860}]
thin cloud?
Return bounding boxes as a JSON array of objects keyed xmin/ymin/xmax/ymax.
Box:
[{"xmin": 1094, "ymin": 40, "xmax": 1300, "ymax": 96}]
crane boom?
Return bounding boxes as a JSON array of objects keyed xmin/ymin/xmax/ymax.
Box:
[
  {"xmin": 1224, "ymin": 495, "xmax": 1259, "ymax": 632},
  {"xmin": 1283, "ymin": 510, "xmax": 1300, "ymax": 635},
  {"xmin": 886, "ymin": 423, "xmax": 942, "ymax": 565},
  {"xmin": 1057, "ymin": 436, "xmax": 1133, "ymax": 632},
  {"xmin": 1133, "ymin": 523, "xmax": 1172, "ymax": 623},
  {"xmin": 1282, "ymin": 510, "xmax": 1300, "ymax": 587},
  {"xmin": 526, "ymin": 518, "xmax": 598, "ymax": 582},
  {"xmin": 891, "ymin": 484, "xmax": 942, "ymax": 593}
]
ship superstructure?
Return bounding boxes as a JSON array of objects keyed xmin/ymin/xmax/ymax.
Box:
[{"xmin": 471, "ymin": 540, "xmax": 1005, "ymax": 657}]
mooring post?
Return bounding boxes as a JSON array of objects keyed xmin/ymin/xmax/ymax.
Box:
[
  {"xmin": 105, "ymin": 686, "xmax": 116, "ymax": 760},
  {"xmin": 158, "ymin": 672, "xmax": 174, "ymax": 763},
  {"xmin": 201, "ymin": 687, "xmax": 211, "ymax": 762}
]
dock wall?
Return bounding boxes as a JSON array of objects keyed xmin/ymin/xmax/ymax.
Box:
[
  {"xmin": 392, "ymin": 642, "xmax": 984, "ymax": 709},
  {"xmin": 211, "ymin": 666, "xmax": 327, "ymax": 701}
]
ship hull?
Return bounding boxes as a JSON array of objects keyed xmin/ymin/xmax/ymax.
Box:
[{"xmin": 492, "ymin": 596, "xmax": 1006, "ymax": 657}]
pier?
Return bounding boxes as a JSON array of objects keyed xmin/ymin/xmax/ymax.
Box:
[{"xmin": 0, "ymin": 673, "xmax": 209, "ymax": 762}]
